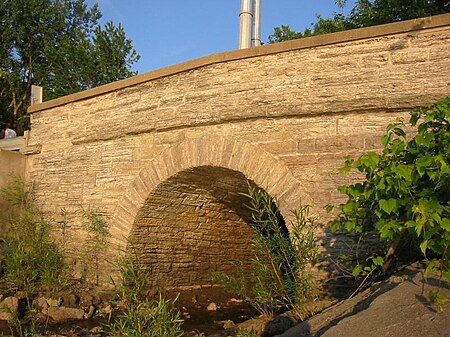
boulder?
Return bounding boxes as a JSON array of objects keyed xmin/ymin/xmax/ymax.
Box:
[{"xmin": 46, "ymin": 306, "xmax": 85, "ymax": 323}]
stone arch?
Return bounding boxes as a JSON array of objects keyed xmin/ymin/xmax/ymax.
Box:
[
  {"xmin": 109, "ymin": 134, "xmax": 312, "ymax": 252},
  {"xmin": 130, "ymin": 165, "xmax": 279, "ymax": 288}
]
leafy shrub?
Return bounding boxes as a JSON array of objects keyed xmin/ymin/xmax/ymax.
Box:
[
  {"xmin": 213, "ymin": 185, "xmax": 319, "ymax": 318},
  {"xmin": 330, "ymin": 97, "xmax": 449, "ymax": 285},
  {"xmin": 0, "ymin": 176, "xmax": 68, "ymax": 293}
]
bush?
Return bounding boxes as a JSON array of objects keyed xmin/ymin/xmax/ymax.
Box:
[
  {"xmin": 330, "ymin": 97, "xmax": 450, "ymax": 304},
  {"xmin": 0, "ymin": 176, "xmax": 68, "ymax": 293},
  {"xmin": 213, "ymin": 185, "xmax": 319, "ymax": 319}
]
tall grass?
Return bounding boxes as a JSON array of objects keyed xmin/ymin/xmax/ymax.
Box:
[
  {"xmin": 105, "ymin": 249, "xmax": 184, "ymax": 337},
  {"xmin": 0, "ymin": 176, "xmax": 68, "ymax": 293}
]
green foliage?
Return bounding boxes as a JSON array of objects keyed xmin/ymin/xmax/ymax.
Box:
[
  {"xmin": 79, "ymin": 207, "xmax": 111, "ymax": 286},
  {"xmin": 348, "ymin": 0, "xmax": 450, "ymax": 27},
  {"xmin": 331, "ymin": 97, "xmax": 450, "ymax": 280},
  {"xmin": 213, "ymin": 185, "xmax": 319, "ymax": 319},
  {"xmin": 269, "ymin": 0, "xmax": 449, "ymax": 43},
  {"xmin": 268, "ymin": 25, "xmax": 311, "ymax": 43},
  {"xmin": 106, "ymin": 249, "xmax": 184, "ymax": 337},
  {"xmin": 0, "ymin": 176, "xmax": 68, "ymax": 293},
  {"xmin": 107, "ymin": 295, "xmax": 184, "ymax": 337},
  {"xmin": 0, "ymin": 0, "xmax": 140, "ymax": 132}
]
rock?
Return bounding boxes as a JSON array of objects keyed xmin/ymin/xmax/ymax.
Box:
[
  {"xmin": 46, "ymin": 297, "xmax": 62, "ymax": 307},
  {"xmin": 62, "ymin": 293, "xmax": 78, "ymax": 307},
  {"xmin": 33, "ymin": 296, "xmax": 49, "ymax": 310},
  {"xmin": 222, "ymin": 320, "xmax": 235, "ymax": 329},
  {"xmin": 182, "ymin": 306, "xmax": 191, "ymax": 319},
  {"xmin": 238, "ymin": 315, "xmax": 272, "ymax": 336},
  {"xmin": 229, "ymin": 298, "xmax": 244, "ymax": 303},
  {"xmin": 46, "ymin": 306, "xmax": 85, "ymax": 323},
  {"xmin": 80, "ymin": 292, "xmax": 100, "ymax": 307},
  {"xmin": 276, "ymin": 267, "xmax": 450, "ymax": 337},
  {"xmin": 264, "ymin": 315, "xmax": 296, "ymax": 336},
  {"xmin": 0, "ymin": 297, "xmax": 19, "ymax": 321},
  {"xmin": 102, "ymin": 304, "xmax": 112, "ymax": 315},
  {"xmin": 14, "ymin": 291, "xmax": 28, "ymax": 300},
  {"xmin": 80, "ymin": 293, "xmax": 94, "ymax": 307},
  {"xmin": 207, "ymin": 302, "xmax": 218, "ymax": 311}
]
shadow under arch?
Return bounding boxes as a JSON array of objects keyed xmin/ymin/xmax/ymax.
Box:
[
  {"xmin": 129, "ymin": 165, "xmax": 292, "ymax": 289},
  {"xmin": 108, "ymin": 135, "xmax": 312, "ymax": 287}
]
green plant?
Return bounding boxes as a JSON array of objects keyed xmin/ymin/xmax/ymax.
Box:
[
  {"xmin": 213, "ymin": 185, "xmax": 319, "ymax": 319},
  {"xmin": 329, "ymin": 97, "xmax": 450, "ymax": 293},
  {"xmin": 105, "ymin": 249, "xmax": 184, "ymax": 337},
  {"xmin": 0, "ymin": 176, "xmax": 68, "ymax": 293},
  {"xmin": 79, "ymin": 207, "xmax": 111, "ymax": 286}
]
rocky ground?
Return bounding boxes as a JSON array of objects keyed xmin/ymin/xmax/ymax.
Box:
[{"xmin": 0, "ymin": 265, "xmax": 448, "ymax": 336}]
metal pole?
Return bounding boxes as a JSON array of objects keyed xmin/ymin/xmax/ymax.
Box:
[
  {"xmin": 239, "ymin": 0, "xmax": 253, "ymax": 49},
  {"xmin": 252, "ymin": 0, "xmax": 261, "ymax": 47}
]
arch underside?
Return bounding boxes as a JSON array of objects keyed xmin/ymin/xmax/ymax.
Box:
[
  {"xmin": 129, "ymin": 166, "xmax": 261, "ymax": 289},
  {"xmin": 110, "ymin": 135, "xmax": 311, "ymax": 289}
]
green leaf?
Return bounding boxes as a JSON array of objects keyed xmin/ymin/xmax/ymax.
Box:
[
  {"xmin": 392, "ymin": 164, "xmax": 412, "ymax": 182},
  {"xmin": 352, "ymin": 264, "xmax": 362, "ymax": 277},
  {"xmin": 387, "ymin": 124, "xmax": 406, "ymax": 137},
  {"xmin": 342, "ymin": 202, "xmax": 359, "ymax": 215},
  {"xmin": 379, "ymin": 198, "xmax": 398, "ymax": 215},
  {"xmin": 415, "ymin": 133, "xmax": 434, "ymax": 148},
  {"xmin": 405, "ymin": 220, "xmax": 416, "ymax": 228},
  {"xmin": 358, "ymin": 152, "xmax": 380, "ymax": 169},
  {"xmin": 381, "ymin": 134, "xmax": 391, "ymax": 147},
  {"xmin": 423, "ymin": 260, "xmax": 438, "ymax": 280},
  {"xmin": 372, "ymin": 256, "xmax": 384, "ymax": 267},
  {"xmin": 419, "ymin": 240, "xmax": 428, "ymax": 255},
  {"xmin": 440, "ymin": 218, "xmax": 450, "ymax": 231},
  {"xmin": 415, "ymin": 156, "xmax": 432, "ymax": 177},
  {"xmin": 428, "ymin": 290, "xmax": 448, "ymax": 313}
]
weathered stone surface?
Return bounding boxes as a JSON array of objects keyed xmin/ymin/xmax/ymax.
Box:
[
  {"xmin": 24, "ymin": 16, "xmax": 450, "ymax": 288},
  {"xmin": 46, "ymin": 306, "xmax": 85, "ymax": 323},
  {"xmin": 276, "ymin": 267, "xmax": 450, "ymax": 337}
]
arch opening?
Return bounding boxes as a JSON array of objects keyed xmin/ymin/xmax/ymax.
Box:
[{"xmin": 129, "ymin": 165, "xmax": 287, "ymax": 290}]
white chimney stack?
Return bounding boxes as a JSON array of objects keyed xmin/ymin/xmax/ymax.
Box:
[{"xmin": 239, "ymin": 0, "xmax": 253, "ymax": 49}]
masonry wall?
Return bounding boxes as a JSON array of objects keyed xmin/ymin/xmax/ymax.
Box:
[{"xmin": 25, "ymin": 14, "xmax": 450, "ymax": 288}]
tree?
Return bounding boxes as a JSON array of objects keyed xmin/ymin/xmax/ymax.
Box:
[
  {"xmin": 0, "ymin": 0, "xmax": 140, "ymax": 133},
  {"xmin": 269, "ymin": 0, "xmax": 450, "ymax": 43},
  {"xmin": 268, "ymin": 25, "xmax": 311, "ymax": 43}
]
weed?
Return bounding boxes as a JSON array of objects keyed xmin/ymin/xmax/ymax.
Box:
[
  {"xmin": 0, "ymin": 175, "xmax": 68, "ymax": 294},
  {"xmin": 105, "ymin": 249, "xmax": 184, "ymax": 337},
  {"xmin": 213, "ymin": 185, "xmax": 319, "ymax": 319},
  {"xmin": 79, "ymin": 207, "xmax": 111, "ymax": 286}
]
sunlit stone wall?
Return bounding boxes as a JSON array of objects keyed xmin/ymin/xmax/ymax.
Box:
[{"xmin": 24, "ymin": 14, "xmax": 450, "ymax": 287}]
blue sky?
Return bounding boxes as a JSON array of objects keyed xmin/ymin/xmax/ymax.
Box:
[{"xmin": 86, "ymin": 1, "xmax": 356, "ymax": 74}]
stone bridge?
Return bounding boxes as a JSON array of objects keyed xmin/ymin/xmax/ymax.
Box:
[{"xmin": 23, "ymin": 14, "xmax": 450, "ymax": 289}]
